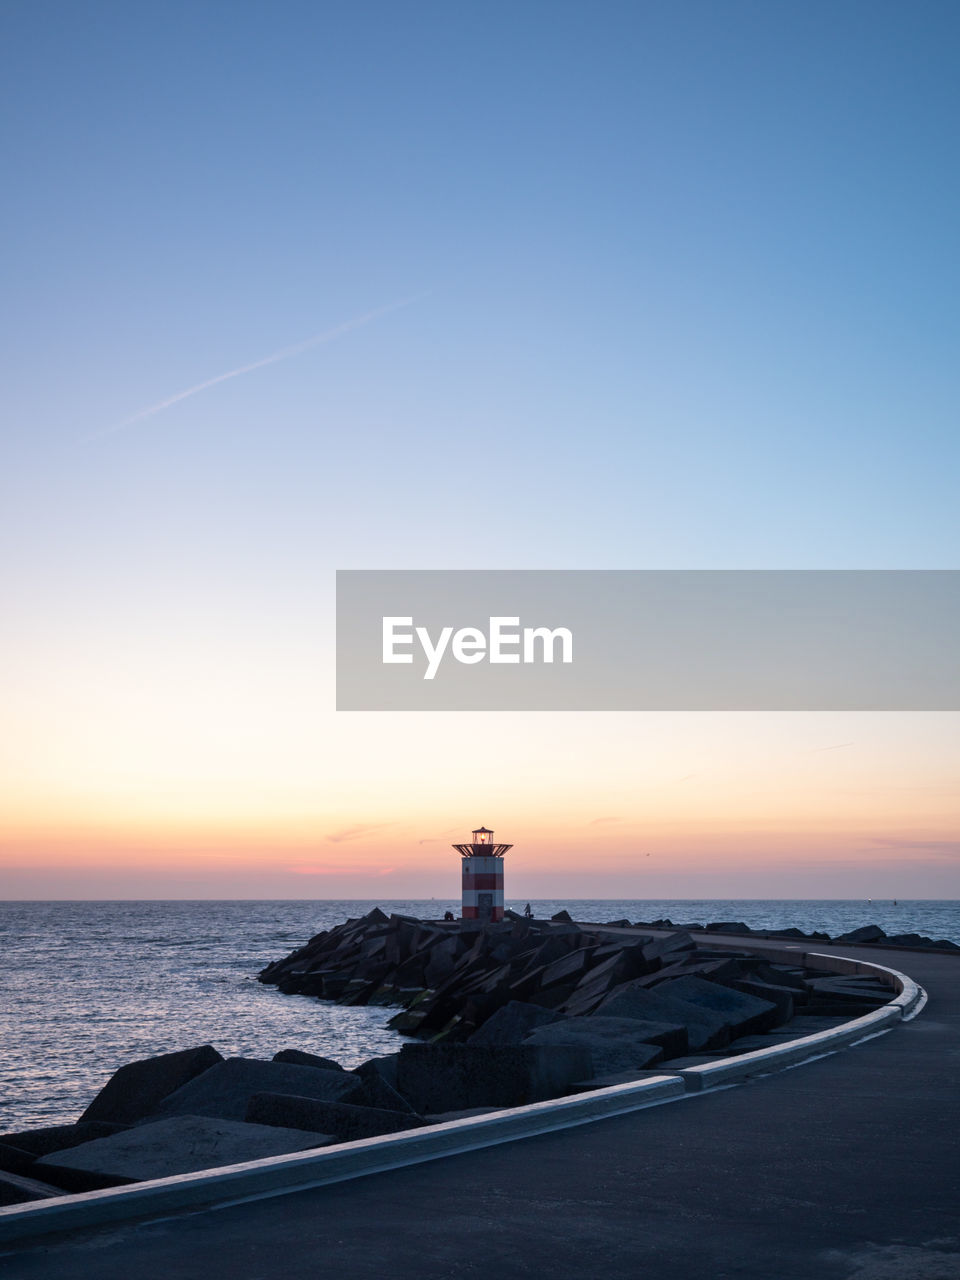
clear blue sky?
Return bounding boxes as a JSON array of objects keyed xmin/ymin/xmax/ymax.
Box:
[
  {"xmin": 4, "ymin": 0, "xmax": 959, "ymax": 570},
  {"xmin": 1, "ymin": 2, "xmax": 958, "ymax": 896}
]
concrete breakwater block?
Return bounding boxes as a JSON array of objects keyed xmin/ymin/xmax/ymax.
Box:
[
  {"xmin": 884, "ymin": 932, "xmax": 959, "ymax": 950},
  {"xmin": 595, "ymin": 983, "xmax": 731, "ymax": 1051},
  {"xmin": 837, "ymin": 925, "xmax": 887, "ymax": 943},
  {"xmin": 257, "ymin": 911, "xmax": 884, "ymax": 1068},
  {"xmin": 0, "ymin": 1170, "xmax": 65, "ymax": 1207},
  {"xmin": 36, "ymin": 1115, "xmax": 333, "ymax": 1184},
  {"xmin": 807, "ymin": 976, "xmax": 890, "ymax": 1004},
  {"xmin": 639, "ymin": 956, "xmax": 748, "ymax": 991},
  {"xmin": 538, "ymin": 947, "xmax": 598, "ymax": 989},
  {"xmin": 259, "ymin": 908, "xmax": 939, "ymax": 1070},
  {"xmin": 273, "ymin": 1049, "xmax": 346, "ymax": 1072},
  {"xmin": 726, "ymin": 978, "xmax": 795, "ymax": 1025},
  {"xmin": 0, "ymin": 1142, "xmax": 39, "ymax": 1178},
  {"xmin": 246, "ymin": 1093, "xmax": 425, "ymax": 1141},
  {"xmin": 155, "ymin": 1058, "xmax": 366, "ymax": 1122},
  {"xmin": 557, "ymin": 949, "xmax": 659, "ymax": 1018},
  {"xmin": 397, "ymin": 1044, "xmax": 592, "ymax": 1113},
  {"xmin": 80, "ymin": 1044, "xmax": 224, "ymax": 1125},
  {"xmin": 655, "ymin": 977, "xmax": 778, "ymax": 1037},
  {"xmin": 0, "ymin": 1120, "xmax": 128, "ymax": 1158},
  {"xmin": 351, "ymin": 1067, "xmax": 418, "ymax": 1114},
  {"xmin": 522, "ymin": 1017, "xmax": 669, "ymax": 1075},
  {"xmin": 354, "ymin": 1054, "xmax": 401, "ymax": 1090},
  {"xmin": 467, "ymin": 1000, "xmax": 565, "ymax": 1046}
]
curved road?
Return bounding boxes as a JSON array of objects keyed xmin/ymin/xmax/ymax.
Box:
[{"xmin": 4, "ymin": 940, "xmax": 959, "ymax": 1280}]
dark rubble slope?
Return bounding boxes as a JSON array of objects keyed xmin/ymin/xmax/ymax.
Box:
[{"xmin": 258, "ymin": 908, "xmax": 894, "ymax": 1043}]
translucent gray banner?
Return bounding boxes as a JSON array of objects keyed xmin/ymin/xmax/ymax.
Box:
[{"xmin": 336, "ymin": 570, "xmax": 960, "ymax": 710}]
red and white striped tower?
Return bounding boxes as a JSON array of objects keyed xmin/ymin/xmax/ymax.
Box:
[{"xmin": 453, "ymin": 826, "xmax": 512, "ymax": 923}]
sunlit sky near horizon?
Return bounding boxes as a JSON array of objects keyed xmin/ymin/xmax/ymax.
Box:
[{"xmin": 1, "ymin": 1, "xmax": 958, "ymax": 898}]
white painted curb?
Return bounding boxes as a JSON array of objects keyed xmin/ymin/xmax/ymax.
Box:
[
  {"xmin": 675, "ymin": 1004, "xmax": 899, "ymax": 1091},
  {"xmin": 0, "ymin": 945, "xmax": 927, "ymax": 1247},
  {"xmin": 672, "ymin": 946, "xmax": 925, "ymax": 1090},
  {"xmin": 0, "ymin": 1075, "xmax": 684, "ymax": 1245}
]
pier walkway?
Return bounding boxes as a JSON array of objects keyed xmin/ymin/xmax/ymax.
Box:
[{"xmin": 3, "ymin": 939, "xmax": 958, "ymax": 1280}]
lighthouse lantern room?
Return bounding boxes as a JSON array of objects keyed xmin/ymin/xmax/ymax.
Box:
[{"xmin": 453, "ymin": 826, "xmax": 512, "ymax": 922}]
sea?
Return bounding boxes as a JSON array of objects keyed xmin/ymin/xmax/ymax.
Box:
[{"xmin": 1, "ymin": 898, "xmax": 958, "ymax": 1132}]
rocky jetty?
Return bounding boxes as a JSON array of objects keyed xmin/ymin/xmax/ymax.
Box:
[
  {"xmin": 0, "ymin": 908, "xmax": 912, "ymax": 1208},
  {"xmin": 256, "ymin": 908, "xmax": 902, "ymax": 1045},
  {"xmin": 632, "ymin": 918, "xmax": 960, "ymax": 951}
]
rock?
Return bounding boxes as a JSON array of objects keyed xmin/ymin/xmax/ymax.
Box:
[
  {"xmin": 0, "ymin": 1121, "xmax": 129, "ymax": 1157},
  {"xmin": 526, "ymin": 935, "xmax": 578, "ymax": 968},
  {"xmin": 273, "ymin": 1049, "xmax": 345, "ymax": 1072},
  {"xmin": 490, "ymin": 937, "xmax": 530, "ymax": 966},
  {"xmin": 836, "ymin": 925, "xmax": 886, "ymax": 944},
  {"xmin": 727, "ymin": 979, "xmax": 795, "ymax": 1026},
  {"xmin": 655, "ymin": 976, "xmax": 779, "ymax": 1036},
  {"xmin": 386, "ymin": 1007, "xmax": 429, "ymax": 1033},
  {"xmin": 797, "ymin": 999, "xmax": 886, "ymax": 1017},
  {"xmin": 259, "ymin": 914, "xmax": 858, "ymax": 1070},
  {"xmin": 523, "ymin": 984, "xmax": 576, "ymax": 1012},
  {"xmin": 642, "ymin": 957, "xmax": 747, "ymax": 990},
  {"xmin": 0, "ymin": 1170, "xmax": 63, "ymax": 1206},
  {"xmin": 539, "ymin": 948, "xmax": 598, "ymax": 989},
  {"xmin": 523, "ymin": 1017, "xmax": 674, "ymax": 1074},
  {"xmin": 0, "ymin": 1142, "xmax": 37, "ymax": 1177},
  {"xmin": 640, "ymin": 932, "xmax": 695, "ymax": 963},
  {"xmin": 559, "ymin": 949, "xmax": 659, "ymax": 1017},
  {"xmin": 596, "ymin": 982, "xmax": 731, "ymax": 1050},
  {"xmin": 882, "ymin": 933, "xmax": 958, "ymax": 950},
  {"xmin": 37, "ymin": 1115, "xmax": 332, "ymax": 1184},
  {"xmin": 353, "ymin": 1068, "xmax": 418, "ymax": 1114},
  {"xmin": 80, "ymin": 1045, "xmax": 224, "ymax": 1125},
  {"xmin": 396, "ymin": 1043, "xmax": 591, "ymax": 1113},
  {"xmin": 807, "ymin": 977, "xmax": 889, "ymax": 1004},
  {"xmin": 155, "ymin": 1058, "xmax": 365, "ymax": 1122},
  {"xmin": 760, "ymin": 964, "xmax": 812, "ymax": 994},
  {"xmin": 467, "ymin": 1000, "xmax": 565, "ymax": 1046},
  {"xmin": 424, "ymin": 936, "xmax": 460, "ymax": 986},
  {"xmin": 353, "ymin": 1053, "xmax": 401, "ymax": 1091},
  {"xmin": 341, "ymin": 974, "xmax": 391, "ymax": 1006},
  {"xmin": 246, "ymin": 1093, "xmax": 424, "ymax": 1141}
]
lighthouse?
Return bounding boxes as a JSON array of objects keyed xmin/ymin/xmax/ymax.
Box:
[{"xmin": 453, "ymin": 826, "xmax": 512, "ymax": 923}]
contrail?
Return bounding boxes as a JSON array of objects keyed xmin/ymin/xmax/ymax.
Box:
[{"xmin": 88, "ymin": 293, "xmax": 427, "ymax": 439}]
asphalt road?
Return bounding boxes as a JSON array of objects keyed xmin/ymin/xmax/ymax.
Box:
[{"xmin": 3, "ymin": 941, "xmax": 958, "ymax": 1280}]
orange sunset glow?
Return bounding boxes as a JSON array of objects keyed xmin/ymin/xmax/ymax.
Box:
[{"xmin": 3, "ymin": 709, "xmax": 956, "ymax": 898}]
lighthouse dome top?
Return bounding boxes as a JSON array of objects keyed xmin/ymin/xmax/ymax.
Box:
[{"xmin": 453, "ymin": 825, "xmax": 513, "ymax": 858}]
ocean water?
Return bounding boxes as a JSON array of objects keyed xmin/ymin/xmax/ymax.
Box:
[{"xmin": 1, "ymin": 898, "xmax": 957, "ymax": 1132}]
